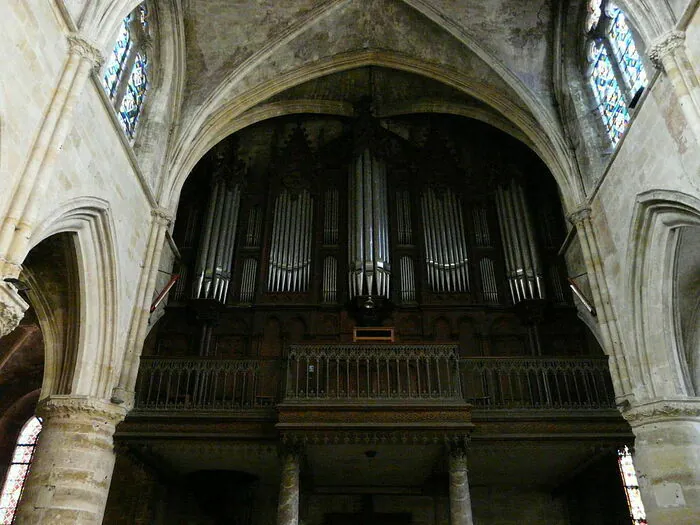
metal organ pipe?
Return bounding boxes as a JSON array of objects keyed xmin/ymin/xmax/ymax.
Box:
[
  {"xmin": 494, "ymin": 179, "xmax": 544, "ymax": 303},
  {"xmin": 193, "ymin": 176, "xmax": 243, "ymax": 302},
  {"xmin": 421, "ymin": 187, "xmax": 469, "ymax": 293},
  {"xmin": 348, "ymin": 148, "xmax": 391, "ymax": 298},
  {"xmin": 268, "ymin": 190, "xmax": 314, "ymax": 293}
]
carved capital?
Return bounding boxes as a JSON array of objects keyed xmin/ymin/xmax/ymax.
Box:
[
  {"xmin": 151, "ymin": 207, "xmax": 173, "ymax": 226},
  {"xmin": 447, "ymin": 438, "xmax": 470, "ymax": 465},
  {"xmin": 649, "ymin": 31, "xmax": 686, "ymax": 69},
  {"xmin": 621, "ymin": 398, "xmax": 700, "ymax": 427},
  {"xmin": 568, "ymin": 206, "xmax": 592, "ymax": 227},
  {"xmin": 67, "ymin": 33, "xmax": 104, "ymax": 68},
  {"xmin": 36, "ymin": 395, "xmax": 127, "ymax": 427},
  {"xmin": 0, "ymin": 281, "xmax": 29, "ymax": 338}
]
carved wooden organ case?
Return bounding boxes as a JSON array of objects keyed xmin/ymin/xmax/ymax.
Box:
[{"xmin": 160, "ymin": 115, "xmax": 592, "ymax": 359}]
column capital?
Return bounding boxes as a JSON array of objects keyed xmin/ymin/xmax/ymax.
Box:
[
  {"xmin": 649, "ymin": 30, "xmax": 686, "ymax": 69},
  {"xmin": 67, "ymin": 32, "xmax": 104, "ymax": 68},
  {"xmin": 36, "ymin": 395, "xmax": 127, "ymax": 426},
  {"xmin": 151, "ymin": 206, "xmax": 173, "ymax": 226},
  {"xmin": 568, "ymin": 206, "xmax": 592, "ymax": 227},
  {"xmin": 0, "ymin": 280, "xmax": 29, "ymax": 338},
  {"xmin": 621, "ymin": 398, "xmax": 700, "ymax": 427}
]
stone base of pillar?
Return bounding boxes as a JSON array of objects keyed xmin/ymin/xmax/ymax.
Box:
[
  {"xmin": 624, "ymin": 400, "xmax": 700, "ymax": 525},
  {"xmin": 0, "ymin": 280, "xmax": 28, "ymax": 338},
  {"xmin": 14, "ymin": 396, "xmax": 126, "ymax": 524}
]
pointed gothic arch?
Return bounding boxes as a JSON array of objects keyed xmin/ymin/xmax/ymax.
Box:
[
  {"xmin": 626, "ymin": 190, "xmax": 700, "ymax": 399},
  {"xmin": 27, "ymin": 198, "xmax": 120, "ymax": 400}
]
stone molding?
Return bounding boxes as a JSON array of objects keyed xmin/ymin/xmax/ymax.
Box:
[
  {"xmin": 36, "ymin": 395, "xmax": 127, "ymax": 426},
  {"xmin": 67, "ymin": 33, "xmax": 104, "ymax": 68},
  {"xmin": 568, "ymin": 206, "xmax": 592, "ymax": 226},
  {"xmin": 281, "ymin": 430, "xmax": 471, "ymax": 446},
  {"xmin": 151, "ymin": 207, "xmax": 173, "ymax": 226},
  {"xmin": 621, "ymin": 398, "xmax": 700, "ymax": 426},
  {"xmin": 0, "ymin": 281, "xmax": 29, "ymax": 338},
  {"xmin": 649, "ymin": 31, "xmax": 686, "ymax": 69}
]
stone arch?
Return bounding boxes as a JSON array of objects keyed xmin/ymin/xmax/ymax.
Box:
[
  {"xmin": 28, "ymin": 197, "xmax": 120, "ymax": 400},
  {"xmin": 165, "ymin": 53, "xmax": 581, "ymax": 215},
  {"xmin": 626, "ymin": 190, "xmax": 700, "ymax": 400}
]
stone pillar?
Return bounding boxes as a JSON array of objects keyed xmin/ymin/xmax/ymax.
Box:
[
  {"xmin": 277, "ymin": 446, "xmax": 301, "ymax": 525},
  {"xmin": 569, "ymin": 208, "xmax": 636, "ymax": 403},
  {"xmin": 448, "ymin": 444, "xmax": 474, "ymax": 525},
  {"xmin": 0, "ymin": 281, "xmax": 29, "ymax": 338},
  {"xmin": 0, "ymin": 33, "xmax": 103, "ymax": 277},
  {"xmin": 623, "ymin": 400, "xmax": 700, "ymax": 525},
  {"xmin": 14, "ymin": 396, "xmax": 126, "ymax": 524},
  {"xmin": 649, "ymin": 31, "xmax": 700, "ymax": 142}
]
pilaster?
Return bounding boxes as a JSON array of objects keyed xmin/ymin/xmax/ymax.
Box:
[
  {"xmin": 568, "ymin": 207, "xmax": 635, "ymax": 402},
  {"xmin": 0, "ymin": 32, "xmax": 104, "ymax": 273}
]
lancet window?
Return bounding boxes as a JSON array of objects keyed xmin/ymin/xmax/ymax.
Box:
[
  {"xmin": 102, "ymin": 3, "xmax": 151, "ymax": 140},
  {"xmin": 0, "ymin": 416, "xmax": 42, "ymax": 524},
  {"xmin": 585, "ymin": 0, "xmax": 647, "ymax": 146},
  {"xmin": 617, "ymin": 446, "xmax": 647, "ymax": 524}
]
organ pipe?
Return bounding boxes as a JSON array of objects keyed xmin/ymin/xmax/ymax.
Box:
[
  {"xmin": 268, "ymin": 190, "xmax": 314, "ymax": 293},
  {"xmin": 324, "ymin": 189, "xmax": 339, "ymax": 245},
  {"xmin": 480, "ymin": 258, "xmax": 499, "ymax": 304},
  {"xmin": 494, "ymin": 179, "xmax": 544, "ymax": 304},
  {"xmin": 421, "ymin": 187, "xmax": 469, "ymax": 293},
  {"xmin": 240, "ymin": 258, "xmax": 257, "ymax": 302},
  {"xmin": 396, "ymin": 190, "xmax": 413, "ymax": 245},
  {"xmin": 348, "ymin": 147, "xmax": 391, "ymax": 298},
  {"xmin": 322, "ymin": 256, "xmax": 337, "ymax": 303},
  {"xmin": 399, "ymin": 256, "xmax": 416, "ymax": 302},
  {"xmin": 193, "ymin": 175, "xmax": 243, "ymax": 302}
]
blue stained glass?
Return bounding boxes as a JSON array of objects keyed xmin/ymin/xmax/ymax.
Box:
[
  {"xmin": 102, "ymin": 15, "xmax": 132, "ymax": 98},
  {"xmin": 607, "ymin": 7, "xmax": 648, "ymax": 93},
  {"xmin": 119, "ymin": 53, "xmax": 148, "ymax": 139},
  {"xmin": 138, "ymin": 3, "xmax": 149, "ymax": 34},
  {"xmin": 589, "ymin": 44, "xmax": 630, "ymax": 145}
]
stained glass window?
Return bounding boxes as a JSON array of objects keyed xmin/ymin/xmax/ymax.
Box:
[
  {"xmin": 102, "ymin": 15, "xmax": 132, "ymax": 98},
  {"xmin": 0, "ymin": 417, "xmax": 42, "ymax": 524},
  {"xmin": 102, "ymin": 2, "xmax": 151, "ymax": 141},
  {"xmin": 606, "ymin": 4, "xmax": 648, "ymax": 93},
  {"xmin": 118, "ymin": 52, "xmax": 148, "ymax": 139},
  {"xmin": 584, "ymin": 1, "xmax": 647, "ymax": 146},
  {"xmin": 589, "ymin": 43, "xmax": 630, "ymax": 145},
  {"xmin": 618, "ymin": 446, "xmax": 647, "ymax": 525}
]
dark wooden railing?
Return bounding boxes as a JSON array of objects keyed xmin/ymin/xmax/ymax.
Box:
[
  {"xmin": 284, "ymin": 344, "xmax": 462, "ymax": 402},
  {"xmin": 461, "ymin": 356, "xmax": 615, "ymax": 409},
  {"xmin": 134, "ymin": 357, "xmax": 280, "ymax": 411},
  {"xmin": 133, "ymin": 353, "xmax": 615, "ymax": 412}
]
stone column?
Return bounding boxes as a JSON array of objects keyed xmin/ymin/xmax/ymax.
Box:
[
  {"xmin": 0, "ymin": 281, "xmax": 29, "ymax": 338},
  {"xmin": 0, "ymin": 33, "xmax": 103, "ymax": 278},
  {"xmin": 448, "ymin": 444, "xmax": 474, "ymax": 525},
  {"xmin": 649, "ymin": 31, "xmax": 700, "ymax": 142},
  {"xmin": 14, "ymin": 396, "xmax": 126, "ymax": 524},
  {"xmin": 277, "ymin": 446, "xmax": 302, "ymax": 525},
  {"xmin": 623, "ymin": 400, "xmax": 700, "ymax": 525},
  {"xmin": 569, "ymin": 208, "xmax": 636, "ymax": 403}
]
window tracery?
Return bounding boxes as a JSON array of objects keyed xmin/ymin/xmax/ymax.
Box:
[
  {"xmin": 0, "ymin": 416, "xmax": 42, "ymax": 524},
  {"xmin": 102, "ymin": 2, "xmax": 151, "ymax": 140},
  {"xmin": 584, "ymin": 0, "xmax": 647, "ymax": 146}
]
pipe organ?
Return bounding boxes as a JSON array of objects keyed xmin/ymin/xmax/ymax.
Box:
[
  {"xmin": 267, "ymin": 189, "xmax": 314, "ymax": 293},
  {"xmin": 348, "ymin": 147, "xmax": 391, "ymax": 299},
  {"xmin": 494, "ymin": 178, "xmax": 544, "ymax": 303},
  {"xmin": 193, "ymin": 165, "xmax": 243, "ymax": 302},
  {"xmin": 174, "ymin": 117, "xmax": 569, "ymax": 316},
  {"xmin": 421, "ymin": 187, "xmax": 470, "ymax": 293}
]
